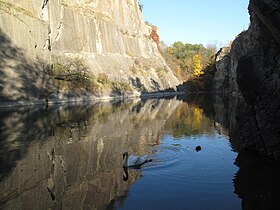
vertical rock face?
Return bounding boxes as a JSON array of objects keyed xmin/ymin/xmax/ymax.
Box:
[
  {"xmin": 214, "ymin": 0, "xmax": 280, "ymax": 158},
  {"xmin": 0, "ymin": 0, "xmax": 180, "ymax": 105},
  {"xmin": 213, "ymin": 47, "xmax": 231, "ymax": 93}
]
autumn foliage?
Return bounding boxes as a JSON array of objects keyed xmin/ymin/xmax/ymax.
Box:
[
  {"xmin": 161, "ymin": 41, "xmax": 217, "ymax": 92},
  {"xmin": 192, "ymin": 54, "xmax": 204, "ymax": 77}
]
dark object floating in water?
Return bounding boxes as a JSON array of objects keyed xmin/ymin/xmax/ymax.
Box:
[{"xmin": 195, "ymin": 146, "xmax": 202, "ymax": 152}]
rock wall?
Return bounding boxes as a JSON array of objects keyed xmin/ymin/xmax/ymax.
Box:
[
  {"xmin": 214, "ymin": 0, "xmax": 280, "ymax": 158},
  {"xmin": 213, "ymin": 47, "xmax": 231, "ymax": 93},
  {"xmin": 0, "ymin": 0, "xmax": 180, "ymax": 106}
]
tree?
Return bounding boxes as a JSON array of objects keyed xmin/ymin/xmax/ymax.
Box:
[
  {"xmin": 172, "ymin": 41, "xmax": 186, "ymax": 59},
  {"xmin": 192, "ymin": 54, "xmax": 204, "ymax": 77},
  {"xmin": 161, "ymin": 41, "xmax": 216, "ymax": 81},
  {"xmin": 206, "ymin": 40, "xmax": 221, "ymax": 54},
  {"xmin": 177, "ymin": 65, "xmax": 181, "ymax": 78}
]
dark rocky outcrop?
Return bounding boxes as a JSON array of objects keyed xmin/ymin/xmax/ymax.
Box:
[{"xmin": 213, "ymin": 0, "xmax": 280, "ymax": 158}]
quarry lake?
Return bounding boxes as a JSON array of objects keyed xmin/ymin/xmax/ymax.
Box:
[{"xmin": 1, "ymin": 94, "xmax": 279, "ymax": 210}]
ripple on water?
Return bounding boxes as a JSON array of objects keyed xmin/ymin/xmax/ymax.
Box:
[
  {"xmin": 142, "ymin": 136, "xmax": 237, "ymax": 190},
  {"xmin": 143, "ymin": 143, "xmax": 191, "ymax": 172}
]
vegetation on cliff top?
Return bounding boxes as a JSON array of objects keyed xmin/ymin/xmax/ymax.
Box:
[{"xmin": 160, "ymin": 41, "xmax": 217, "ymax": 92}]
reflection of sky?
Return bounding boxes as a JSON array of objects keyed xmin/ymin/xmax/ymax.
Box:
[{"xmin": 116, "ymin": 131, "xmax": 240, "ymax": 210}]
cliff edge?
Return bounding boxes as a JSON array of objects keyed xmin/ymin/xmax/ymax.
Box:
[
  {"xmin": 214, "ymin": 0, "xmax": 280, "ymax": 158},
  {"xmin": 0, "ymin": 0, "xmax": 180, "ymax": 106}
]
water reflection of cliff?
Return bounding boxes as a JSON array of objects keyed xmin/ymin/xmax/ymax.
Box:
[
  {"xmin": 2, "ymin": 94, "xmax": 277, "ymax": 210},
  {"xmin": 0, "ymin": 99, "xmax": 181, "ymax": 210}
]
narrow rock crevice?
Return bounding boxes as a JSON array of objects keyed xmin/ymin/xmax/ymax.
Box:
[
  {"xmin": 54, "ymin": 21, "xmax": 62, "ymax": 41},
  {"xmin": 59, "ymin": 157, "xmax": 67, "ymax": 173},
  {"xmin": 47, "ymin": 187, "xmax": 55, "ymax": 201},
  {"xmin": 42, "ymin": 0, "xmax": 49, "ymax": 10}
]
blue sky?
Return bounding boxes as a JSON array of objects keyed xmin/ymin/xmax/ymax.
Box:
[{"xmin": 140, "ymin": 0, "xmax": 250, "ymax": 47}]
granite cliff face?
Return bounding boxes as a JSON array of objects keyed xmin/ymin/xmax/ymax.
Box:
[
  {"xmin": 214, "ymin": 0, "xmax": 280, "ymax": 158},
  {"xmin": 0, "ymin": 0, "xmax": 180, "ymax": 106}
]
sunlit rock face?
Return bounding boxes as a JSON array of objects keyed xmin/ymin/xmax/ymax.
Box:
[
  {"xmin": 213, "ymin": 47, "xmax": 231, "ymax": 93},
  {"xmin": 214, "ymin": 0, "xmax": 280, "ymax": 158},
  {"xmin": 0, "ymin": 0, "xmax": 180, "ymax": 105}
]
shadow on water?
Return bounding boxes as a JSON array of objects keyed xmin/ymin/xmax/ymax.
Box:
[{"xmin": 234, "ymin": 151, "xmax": 280, "ymax": 210}]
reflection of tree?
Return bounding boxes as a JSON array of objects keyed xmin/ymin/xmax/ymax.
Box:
[
  {"xmin": 164, "ymin": 102, "xmax": 214, "ymax": 138},
  {"xmin": 177, "ymin": 93, "xmax": 215, "ymax": 120},
  {"xmin": 193, "ymin": 107, "xmax": 203, "ymax": 128}
]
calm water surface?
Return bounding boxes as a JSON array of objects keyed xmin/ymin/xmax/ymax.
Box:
[{"xmin": 0, "ymin": 95, "xmax": 279, "ymax": 210}]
